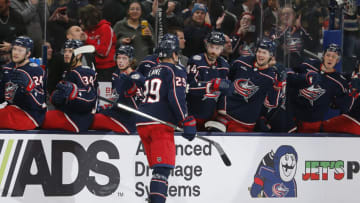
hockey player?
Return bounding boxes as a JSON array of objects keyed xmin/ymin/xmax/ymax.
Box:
[
  {"xmin": 90, "ymin": 45, "xmax": 144, "ymax": 133},
  {"xmin": 0, "ymin": 36, "xmax": 46, "ymax": 130},
  {"xmin": 41, "ymin": 39, "xmax": 98, "ymax": 132},
  {"xmin": 136, "ymin": 37, "xmax": 196, "ymax": 203},
  {"xmin": 322, "ymin": 59, "xmax": 360, "ymax": 134},
  {"xmin": 186, "ymin": 31, "xmax": 230, "ymax": 130},
  {"xmin": 207, "ymin": 39, "xmax": 282, "ymax": 132},
  {"xmin": 287, "ymin": 43, "xmax": 352, "ymax": 133}
]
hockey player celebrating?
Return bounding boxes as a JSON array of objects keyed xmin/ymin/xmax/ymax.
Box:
[
  {"xmin": 287, "ymin": 43, "xmax": 352, "ymax": 133},
  {"xmin": 207, "ymin": 39, "xmax": 282, "ymax": 132},
  {"xmin": 90, "ymin": 45, "xmax": 144, "ymax": 133},
  {"xmin": 136, "ymin": 37, "xmax": 196, "ymax": 203},
  {"xmin": 0, "ymin": 36, "xmax": 46, "ymax": 130},
  {"xmin": 41, "ymin": 40, "xmax": 98, "ymax": 132},
  {"xmin": 187, "ymin": 31, "xmax": 230, "ymax": 130}
]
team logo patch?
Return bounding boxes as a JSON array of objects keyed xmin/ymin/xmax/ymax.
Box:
[
  {"xmin": 192, "ymin": 55, "xmax": 201, "ymax": 61},
  {"xmin": 250, "ymin": 145, "xmax": 298, "ymax": 198},
  {"xmin": 131, "ymin": 73, "xmax": 140, "ymax": 80},
  {"xmin": 299, "ymin": 85, "xmax": 326, "ymax": 106},
  {"xmin": 233, "ymin": 79, "xmax": 259, "ymax": 102},
  {"xmin": 4, "ymin": 82, "xmax": 18, "ymax": 103}
]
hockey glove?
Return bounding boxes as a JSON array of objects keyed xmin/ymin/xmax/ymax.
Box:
[
  {"xmin": 181, "ymin": 116, "xmax": 197, "ymax": 141},
  {"xmin": 129, "ymin": 71, "xmax": 145, "ymax": 89},
  {"xmin": 51, "ymin": 90, "xmax": 66, "ymax": 105},
  {"xmin": 306, "ymin": 71, "xmax": 321, "ymax": 86},
  {"xmin": 206, "ymin": 78, "xmax": 230, "ymax": 94},
  {"xmin": 56, "ymin": 81, "xmax": 78, "ymax": 101},
  {"xmin": 349, "ymin": 78, "xmax": 360, "ymax": 98},
  {"xmin": 119, "ymin": 74, "xmax": 137, "ymax": 97},
  {"xmin": 10, "ymin": 70, "xmax": 35, "ymax": 92}
]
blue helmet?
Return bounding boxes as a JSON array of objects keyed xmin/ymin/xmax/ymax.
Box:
[
  {"xmin": 206, "ymin": 31, "xmax": 226, "ymax": 45},
  {"xmin": 116, "ymin": 45, "xmax": 134, "ymax": 59},
  {"xmin": 324, "ymin": 43, "xmax": 341, "ymax": 56},
  {"xmin": 63, "ymin": 39, "xmax": 83, "ymax": 49},
  {"xmin": 256, "ymin": 39, "xmax": 276, "ymax": 55},
  {"xmin": 12, "ymin": 36, "xmax": 34, "ymax": 52},
  {"xmin": 157, "ymin": 38, "xmax": 180, "ymax": 58},
  {"xmin": 161, "ymin": 33, "xmax": 179, "ymax": 45}
]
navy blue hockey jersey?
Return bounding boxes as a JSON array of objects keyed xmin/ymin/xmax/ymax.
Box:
[
  {"xmin": 52, "ymin": 65, "xmax": 98, "ymax": 131},
  {"xmin": 99, "ymin": 69, "xmax": 143, "ymax": 133},
  {"xmin": 287, "ymin": 59, "xmax": 352, "ymax": 122},
  {"xmin": 0, "ymin": 62, "xmax": 46, "ymax": 126},
  {"xmin": 136, "ymin": 62, "xmax": 188, "ymax": 126},
  {"xmin": 187, "ymin": 53, "xmax": 230, "ymax": 119},
  {"xmin": 218, "ymin": 56, "xmax": 281, "ymax": 124}
]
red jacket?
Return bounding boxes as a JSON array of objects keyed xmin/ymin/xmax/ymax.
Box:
[{"xmin": 85, "ymin": 19, "xmax": 116, "ymax": 69}]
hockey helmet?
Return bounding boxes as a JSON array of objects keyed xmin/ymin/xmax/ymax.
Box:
[
  {"xmin": 63, "ymin": 39, "xmax": 83, "ymax": 50},
  {"xmin": 157, "ymin": 38, "xmax": 180, "ymax": 58},
  {"xmin": 206, "ymin": 31, "xmax": 226, "ymax": 45},
  {"xmin": 256, "ymin": 39, "xmax": 276, "ymax": 56},
  {"xmin": 12, "ymin": 36, "xmax": 34, "ymax": 52},
  {"xmin": 324, "ymin": 43, "xmax": 341, "ymax": 57},
  {"xmin": 115, "ymin": 45, "xmax": 134, "ymax": 59}
]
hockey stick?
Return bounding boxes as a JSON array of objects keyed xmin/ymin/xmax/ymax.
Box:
[
  {"xmin": 98, "ymin": 96, "xmax": 231, "ymax": 166},
  {"xmin": 74, "ymin": 45, "xmax": 95, "ymax": 56}
]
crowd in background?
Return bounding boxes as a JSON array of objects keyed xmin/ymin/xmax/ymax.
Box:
[{"xmin": 0, "ymin": 0, "xmax": 360, "ymax": 134}]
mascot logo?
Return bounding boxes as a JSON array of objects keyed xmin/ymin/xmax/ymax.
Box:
[{"xmin": 250, "ymin": 145, "xmax": 298, "ymax": 198}]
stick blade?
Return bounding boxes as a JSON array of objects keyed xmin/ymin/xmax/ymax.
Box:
[{"xmin": 221, "ymin": 153, "xmax": 232, "ymax": 166}]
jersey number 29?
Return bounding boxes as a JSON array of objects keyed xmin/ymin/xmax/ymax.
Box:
[{"xmin": 143, "ymin": 78, "xmax": 162, "ymax": 103}]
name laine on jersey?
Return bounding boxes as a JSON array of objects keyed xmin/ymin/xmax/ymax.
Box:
[{"xmin": 147, "ymin": 68, "xmax": 161, "ymax": 77}]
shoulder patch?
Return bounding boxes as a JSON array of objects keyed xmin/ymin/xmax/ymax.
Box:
[
  {"xmin": 192, "ymin": 55, "xmax": 202, "ymax": 61},
  {"xmin": 29, "ymin": 63, "xmax": 38, "ymax": 67},
  {"xmin": 82, "ymin": 65, "xmax": 91, "ymax": 69},
  {"xmin": 130, "ymin": 73, "xmax": 140, "ymax": 80},
  {"xmin": 175, "ymin": 65, "xmax": 184, "ymax": 70}
]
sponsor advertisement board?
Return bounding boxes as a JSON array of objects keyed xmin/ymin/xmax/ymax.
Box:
[{"xmin": 0, "ymin": 133, "xmax": 359, "ymax": 203}]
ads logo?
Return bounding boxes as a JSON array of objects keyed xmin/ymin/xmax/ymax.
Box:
[
  {"xmin": 0, "ymin": 139, "xmax": 120, "ymax": 197},
  {"xmin": 249, "ymin": 145, "xmax": 298, "ymax": 198}
]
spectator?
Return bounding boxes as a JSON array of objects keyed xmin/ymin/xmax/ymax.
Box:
[
  {"xmin": 0, "ymin": 0, "xmax": 26, "ymax": 66},
  {"xmin": 183, "ymin": 3, "xmax": 212, "ymax": 57},
  {"xmin": 168, "ymin": 26, "xmax": 188, "ymax": 67},
  {"xmin": 102, "ymin": 0, "xmax": 129, "ymax": 26},
  {"xmin": 272, "ymin": 6, "xmax": 312, "ymax": 68},
  {"xmin": 221, "ymin": 34, "xmax": 233, "ymax": 62},
  {"xmin": 113, "ymin": 0, "xmax": 155, "ymax": 65},
  {"xmin": 10, "ymin": 0, "xmax": 49, "ymax": 57},
  {"xmin": 230, "ymin": 12, "xmax": 257, "ymax": 60},
  {"xmin": 79, "ymin": 4, "xmax": 116, "ymax": 81},
  {"xmin": 263, "ymin": 0, "xmax": 280, "ymax": 37}
]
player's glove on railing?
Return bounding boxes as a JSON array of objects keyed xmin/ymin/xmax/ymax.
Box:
[
  {"xmin": 181, "ymin": 116, "xmax": 197, "ymax": 141},
  {"xmin": 53, "ymin": 81, "xmax": 78, "ymax": 104},
  {"xmin": 206, "ymin": 78, "xmax": 230, "ymax": 94},
  {"xmin": 349, "ymin": 78, "xmax": 360, "ymax": 99}
]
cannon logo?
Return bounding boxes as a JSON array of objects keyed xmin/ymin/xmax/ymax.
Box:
[{"xmin": 0, "ymin": 139, "xmax": 120, "ymax": 197}]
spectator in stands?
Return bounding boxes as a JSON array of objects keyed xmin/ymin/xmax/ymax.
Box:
[
  {"xmin": 263, "ymin": 0, "xmax": 279, "ymax": 37},
  {"xmin": 79, "ymin": 4, "xmax": 116, "ymax": 81},
  {"xmin": 113, "ymin": 0, "xmax": 155, "ymax": 65},
  {"xmin": 224, "ymin": 0, "xmax": 262, "ymax": 39},
  {"xmin": 230, "ymin": 12, "xmax": 256, "ymax": 60},
  {"xmin": 183, "ymin": 3, "xmax": 212, "ymax": 57},
  {"xmin": 272, "ymin": 6, "xmax": 312, "ymax": 68},
  {"xmin": 102, "ymin": 0, "xmax": 129, "ymax": 26},
  {"xmin": 221, "ymin": 34, "xmax": 233, "ymax": 62},
  {"xmin": 168, "ymin": 27, "xmax": 188, "ymax": 67},
  {"xmin": 10, "ymin": 0, "xmax": 49, "ymax": 57},
  {"xmin": 0, "ymin": 0, "xmax": 26, "ymax": 67}
]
